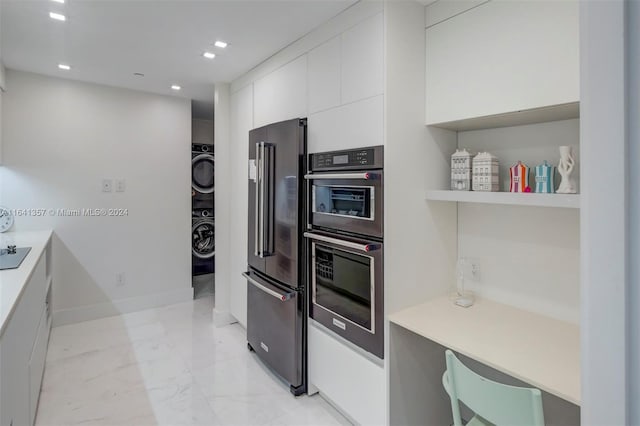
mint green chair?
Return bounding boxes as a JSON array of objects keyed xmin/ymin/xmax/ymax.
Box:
[{"xmin": 442, "ymin": 350, "xmax": 545, "ymax": 426}]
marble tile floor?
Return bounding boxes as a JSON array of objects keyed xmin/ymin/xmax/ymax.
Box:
[{"xmin": 36, "ymin": 296, "xmax": 350, "ymax": 426}]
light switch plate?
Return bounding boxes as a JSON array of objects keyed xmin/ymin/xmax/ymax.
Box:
[
  {"xmin": 116, "ymin": 179, "xmax": 126, "ymax": 192},
  {"xmin": 102, "ymin": 179, "xmax": 113, "ymax": 192}
]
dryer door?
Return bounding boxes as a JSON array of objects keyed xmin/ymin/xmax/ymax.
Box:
[{"xmin": 192, "ymin": 153, "xmax": 215, "ymax": 194}]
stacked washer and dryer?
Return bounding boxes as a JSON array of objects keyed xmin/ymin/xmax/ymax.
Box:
[{"xmin": 192, "ymin": 143, "xmax": 215, "ymax": 279}]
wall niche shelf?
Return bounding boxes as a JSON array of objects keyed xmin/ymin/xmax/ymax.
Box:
[
  {"xmin": 426, "ymin": 190, "xmax": 580, "ymax": 209},
  {"xmin": 426, "ymin": 102, "xmax": 579, "ymax": 132}
]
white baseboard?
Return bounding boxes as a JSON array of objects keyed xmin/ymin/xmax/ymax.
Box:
[
  {"xmin": 52, "ymin": 287, "xmax": 194, "ymax": 327},
  {"xmin": 213, "ymin": 308, "xmax": 236, "ymax": 327}
]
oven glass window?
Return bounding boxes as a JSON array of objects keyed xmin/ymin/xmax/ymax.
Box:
[
  {"xmin": 313, "ymin": 185, "xmax": 373, "ymax": 219},
  {"xmin": 314, "ymin": 245, "xmax": 372, "ymax": 330}
]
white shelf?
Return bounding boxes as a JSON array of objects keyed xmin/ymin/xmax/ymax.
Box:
[
  {"xmin": 426, "ymin": 102, "xmax": 579, "ymax": 132},
  {"xmin": 426, "ymin": 190, "xmax": 580, "ymax": 209}
]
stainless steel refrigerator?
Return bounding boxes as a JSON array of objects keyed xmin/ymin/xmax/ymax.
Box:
[{"xmin": 243, "ymin": 118, "xmax": 307, "ymax": 396}]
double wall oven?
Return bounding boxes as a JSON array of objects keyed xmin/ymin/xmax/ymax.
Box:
[{"xmin": 304, "ymin": 146, "xmax": 384, "ymax": 359}]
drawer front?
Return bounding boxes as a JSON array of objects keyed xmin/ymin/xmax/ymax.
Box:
[{"xmin": 246, "ymin": 272, "xmax": 302, "ymax": 387}]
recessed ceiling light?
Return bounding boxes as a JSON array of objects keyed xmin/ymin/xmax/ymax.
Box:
[
  {"xmin": 49, "ymin": 12, "xmax": 66, "ymax": 21},
  {"xmin": 171, "ymin": 85, "xmax": 181, "ymax": 91},
  {"xmin": 214, "ymin": 41, "xmax": 227, "ymax": 48},
  {"xmin": 203, "ymin": 52, "xmax": 216, "ymax": 59},
  {"xmin": 51, "ymin": 0, "xmax": 65, "ymax": 3},
  {"xmin": 133, "ymin": 72, "xmax": 145, "ymax": 77},
  {"xmin": 58, "ymin": 64, "xmax": 71, "ymax": 70}
]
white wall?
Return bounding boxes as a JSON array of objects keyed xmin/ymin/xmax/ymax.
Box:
[
  {"xmin": 0, "ymin": 4, "xmax": 5, "ymax": 163},
  {"xmin": 213, "ymin": 83, "xmax": 233, "ymax": 326},
  {"xmin": 384, "ymin": 2, "xmax": 459, "ymax": 424},
  {"xmin": 580, "ymin": 1, "xmax": 628, "ymax": 423},
  {"xmin": 457, "ymin": 119, "xmax": 581, "ymax": 323},
  {"xmin": 228, "ymin": 84, "xmax": 253, "ymax": 328},
  {"xmin": 629, "ymin": 1, "xmax": 640, "ymax": 422},
  {"xmin": 0, "ymin": 70, "xmax": 193, "ymax": 325}
]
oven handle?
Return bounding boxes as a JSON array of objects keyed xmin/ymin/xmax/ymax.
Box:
[
  {"xmin": 303, "ymin": 232, "xmax": 380, "ymax": 253},
  {"xmin": 303, "ymin": 172, "xmax": 379, "ymax": 180},
  {"xmin": 242, "ymin": 272, "xmax": 294, "ymax": 302}
]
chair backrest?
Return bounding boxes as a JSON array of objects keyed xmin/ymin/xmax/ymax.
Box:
[{"xmin": 442, "ymin": 350, "xmax": 545, "ymax": 426}]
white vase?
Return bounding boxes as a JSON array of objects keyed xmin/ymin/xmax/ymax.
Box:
[{"xmin": 557, "ymin": 146, "xmax": 577, "ymax": 194}]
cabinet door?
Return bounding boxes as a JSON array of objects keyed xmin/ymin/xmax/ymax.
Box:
[
  {"xmin": 1, "ymin": 319, "xmax": 30, "ymax": 426},
  {"xmin": 29, "ymin": 308, "xmax": 50, "ymax": 425},
  {"xmin": 425, "ymin": 0, "xmax": 579, "ymax": 125},
  {"xmin": 341, "ymin": 12, "xmax": 384, "ymax": 104},
  {"xmin": 254, "ymin": 55, "xmax": 307, "ymax": 128}
]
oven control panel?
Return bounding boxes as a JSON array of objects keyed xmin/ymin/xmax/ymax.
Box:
[{"xmin": 311, "ymin": 146, "xmax": 383, "ymax": 171}]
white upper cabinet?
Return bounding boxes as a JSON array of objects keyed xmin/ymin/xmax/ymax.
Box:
[
  {"xmin": 341, "ymin": 12, "xmax": 384, "ymax": 104},
  {"xmin": 425, "ymin": 0, "xmax": 579, "ymax": 126},
  {"xmin": 308, "ymin": 36, "xmax": 341, "ymax": 114},
  {"xmin": 254, "ymin": 55, "xmax": 307, "ymax": 128}
]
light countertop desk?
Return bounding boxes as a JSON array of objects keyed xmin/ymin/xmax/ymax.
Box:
[{"xmin": 389, "ymin": 296, "xmax": 580, "ymax": 406}]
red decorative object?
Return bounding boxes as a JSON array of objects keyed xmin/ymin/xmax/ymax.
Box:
[{"xmin": 525, "ymin": 186, "xmax": 532, "ymax": 193}]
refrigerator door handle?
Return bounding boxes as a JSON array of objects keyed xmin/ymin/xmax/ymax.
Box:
[
  {"xmin": 254, "ymin": 142, "xmax": 261, "ymax": 257},
  {"xmin": 242, "ymin": 272, "xmax": 294, "ymax": 301},
  {"xmin": 259, "ymin": 141, "xmax": 266, "ymax": 258},
  {"xmin": 262, "ymin": 143, "xmax": 275, "ymax": 256}
]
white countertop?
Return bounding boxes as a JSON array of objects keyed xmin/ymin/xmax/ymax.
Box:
[
  {"xmin": 389, "ymin": 296, "xmax": 580, "ymax": 405},
  {"xmin": 0, "ymin": 230, "xmax": 53, "ymax": 336}
]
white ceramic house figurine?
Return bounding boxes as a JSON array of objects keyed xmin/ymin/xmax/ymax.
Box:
[
  {"xmin": 472, "ymin": 152, "xmax": 499, "ymax": 192},
  {"xmin": 451, "ymin": 149, "xmax": 473, "ymax": 191},
  {"xmin": 557, "ymin": 146, "xmax": 577, "ymax": 194}
]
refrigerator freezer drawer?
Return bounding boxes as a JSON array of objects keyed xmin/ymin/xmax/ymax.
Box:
[{"xmin": 245, "ymin": 271, "xmax": 303, "ymax": 391}]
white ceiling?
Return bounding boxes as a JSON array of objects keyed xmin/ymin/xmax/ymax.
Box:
[{"xmin": 0, "ymin": 0, "xmax": 357, "ymax": 104}]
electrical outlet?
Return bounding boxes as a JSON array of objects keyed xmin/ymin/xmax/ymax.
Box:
[
  {"xmin": 116, "ymin": 179, "xmax": 126, "ymax": 193},
  {"xmin": 459, "ymin": 258, "xmax": 481, "ymax": 282},
  {"xmin": 470, "ymin": 262, "xmax": 481, "ymax": 281},
  {"xmin": 102, "ymin": 179, "xmax": 113, "ymax": 193},
  {"xmin": 116, "ymin": 272, "xmax": 126, "ymax": 287}
]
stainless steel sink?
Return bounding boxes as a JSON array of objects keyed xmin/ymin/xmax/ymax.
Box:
[{"xmin": 0, "ymin": 247, "xmax": 32, "ymax": 270}]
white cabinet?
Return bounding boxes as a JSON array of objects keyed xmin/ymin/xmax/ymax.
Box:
[
  {"xmin": 308, "ymin": 322, "xmax": 385, "ymax": 425},
  {"xmin": 308, "ymin": 36, "xmax": 341, "ymax": 114},
  {"xmin": 254, "ymin": 55, "xmax": 307, "ymax": 128},
  {"xmin": 425, "ymin": 0, "xmax": 579, "ymax": 126},
  {"xmin": 307, "ymin": 95, "xmax": 383, "ymax": 153},
  {"xmin": 341, "ymin": 12, "xmax": 384, "ymax": 104},
  {"xmin": 29, "ymin": 305, "xmax": 50, "ymax": 426},
  {"xmin": 1, "ymin": 253, "xmax": 51, "ymax": 426}
]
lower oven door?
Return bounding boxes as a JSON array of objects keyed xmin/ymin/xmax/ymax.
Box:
[{"xmin": 304, "ymin": 231, "xmax": 384, "ymax": 359}]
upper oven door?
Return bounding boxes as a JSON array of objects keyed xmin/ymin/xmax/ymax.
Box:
[{"xmin": 305, "ymin": 171, "xmax": 383, "ymax": 238}]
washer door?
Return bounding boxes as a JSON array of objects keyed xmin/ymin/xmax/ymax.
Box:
[
  {"xmin": 192, "ymin": 153, "xmax": 215, "ymax": 194},
  {"xmin": 192, "ymin": 219, "xmax": 215, "ymax": 259}
]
